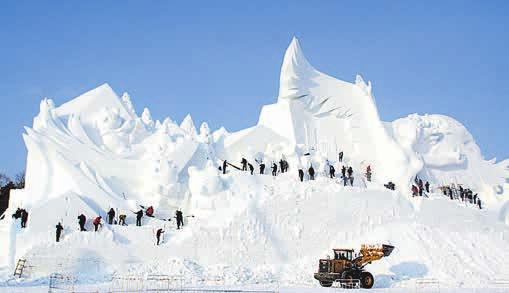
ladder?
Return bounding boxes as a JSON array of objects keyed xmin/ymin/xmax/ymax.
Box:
[{"xmin": 13, "ymin": 258, "xmax": 26, "ymax": 277}]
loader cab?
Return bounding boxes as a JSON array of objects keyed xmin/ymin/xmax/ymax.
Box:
[{"xmin": 333, "ymin": 249, "xmax": 354, "ymax": 261}]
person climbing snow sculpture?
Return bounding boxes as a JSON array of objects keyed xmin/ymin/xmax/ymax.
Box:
[
  {"xmin": 347, "ymin": 167, "xmax": 353, "ymax": 178},
  {"xmin": 309, "ymin": 165, "xmax": 315, "ymax": 180},
  {"xmin": 248, "ymin": 163, "xmax": 254, "ymax": 175},
  {"xmin": 425, "ymin": 181, "xmax": 430, "ymax": 193},
  {"xmin": 78, "ymin": 214, "xmax": 87, "ymax": 231},
  {"xmin": 272, "ymin": 163, "xmax": 277, "ymax": 176},
  {"xmin": 135, "ymin": 209, "xmax": 143, "ymax": 226},
  {"xmin": 279, "ymin": 159, "xmax": 285, "ymax": 174},
  {"xmin": 298, "ymin": 169, "xmax": 304, "ymax": 182},
  {"xmin": 107, "ymin": 208, "xmax": 115, "ymax": 225},
  {"xmin": 341, "ymin": 166, "xmax": 346, "ymax": 179},
  {"xmin": 146, "ymin": 206, "xmax": 154, "ymax": 217},
  {"xmin": 418, "ymin": 179, "xmax": 424, "ymax": 196},
  {"xmin": 156, "ymin": 228, "xmax": 165, "ymax": 245},
  {"xmin": 93, "ymin": 216, "xmax": 102, "ymax": 232},
  {"xmin": 259, "ymin": 163, "xmax": 265, "ymax": 174},
  {"xmin": 338, "ymin": 151, "xmax": 344, "ymax": 162},
  {"xmin": 55, "ymin": 222, "xmax": 64, "ymax": 242}
]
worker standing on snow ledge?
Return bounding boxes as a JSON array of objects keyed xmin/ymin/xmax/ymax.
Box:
[
  {"xmin": 248, "ymin": 163, "xmax": 254, "ymax": 175},
  {"xmin": 176, "ymin": 210, "xmax": 184, "ymax": 229},
  {"xmin": 259, "ymin": 163, "xmax": 265, "ymax": 174},
  {"xmin": 78, "ymin": 214, "xmax": 87, "ymax": 231},
  {"xmin": 279, "ymin": 159, "xmax": 285, "ymax": 174},
  {"xmin": 222, "ymin": 160, "xmax": 227, "ymax": 174},
  {"xmin": 298, "ymin": 169, "xmax": 304, "ymax": 182},
  {"xmin": 347, "ymin": 167, "xmax": 353, "ymax": 178},
  {"xmin": 241, "ymin": 158, "xmax": 248, "ymax": 171},
  {"xmin": 272, "ymin": 163, "xmax": 277, "ymax": 176},
  {"xmin": 56, "ymin": 222, "xmax": 64, "ymax": 242},
  {"xmin": 338, "ymin": 151, "xmax": 344, "ymax": 162},
  {"xmin": 329, "ymin": 165, "xmax": 335, "ymax": 178},
  {"xmin": 93, "ymin": 216, "xmax": 102, "ymax": 232},
  {"xmin": 341, "ymin": 166, "xmax": 346, "ymax": 179},
  {"xmin": 156, "ymin": 228, "xmax": 165, "ymax": 245},
  {"xmin": 309, "ymin": 165, "xmax": 315, "ymax": 180},
  {"xmin": 135, "ymin": 210, "xmax": 143, "ymax": 226},
  {"xmin": 107, "ymin": 208, "xmax": 115, "ymax": 225}
]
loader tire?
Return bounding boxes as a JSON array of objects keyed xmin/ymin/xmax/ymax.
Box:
[
  {"xmin": 360, "ymin": 271, "xmax": 374, "ymax": 289},
  {"xmin": 319, "ymin": 281, "xmax": 333, "ymax": 287}
]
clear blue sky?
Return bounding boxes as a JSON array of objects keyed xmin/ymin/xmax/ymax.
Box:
[{"xmin": 1, "ymin": 1, "xmax": 508, "ymax": 176}]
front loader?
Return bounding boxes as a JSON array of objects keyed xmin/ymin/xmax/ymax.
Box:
[{"xmin": 313, "ymin": 244, "xmax": 395, "ymax": 288}]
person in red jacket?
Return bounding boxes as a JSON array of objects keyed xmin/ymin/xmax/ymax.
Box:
[
  {"xmin": 146, "ymin": 206, "xmax": 154, "ymax": 217},
  {"xmin": 411, "ymin": 185, "xmax": 419, "ymax": 197},
  {"xmin": 93, "ymin": 216, "xmax": 102, "ymax": 232}
]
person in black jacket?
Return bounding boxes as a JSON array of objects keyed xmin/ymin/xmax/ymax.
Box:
[
  {"xmin": 308, "ymin": 165, "xmax": 315, "ymax": 180},
  {"xmin": 248, "ymin": 163, "xmax": 254, "ymax": 175},
  {"xmin": 222, "ymin": 160, "xmax": 227, "ymax": 174},
  {"xmin": 329, "ymin": 165, "xmax": 335, "ymax": 178},
  {"xmin": 272, "ymin": 163, "xmax": 277, "ymax": 176},
  {"xmin": 107, "ymin": 208, "xmax": 115, "ymax": 225},
  {"xmin": 78, "ymin": 214, "xmax": 87, "ymax": 231},
  {"xmin": 298, "ymin": 169, "xmax": 304, "ymax": 182},
  {"xmin": 135, "ymin": 210, "xmax": 143, "ymax": 226},
  {"xmin": 156, "ymin": 228, "xmax": 165, "ymax": 245},
  {"xmin": 241, "ymin": 158, "xmax": 248, "ymax": 171},
  {"xmin": 259, "ymin": 163, "xmax": 265, "ymax": 174},
  {"xmin": 20, "ymin": 209, "xmax": 28, "ymax": 228},
  {"xmin": 56, "ymin": 222, "xmax": 64, "ymax": 242}
]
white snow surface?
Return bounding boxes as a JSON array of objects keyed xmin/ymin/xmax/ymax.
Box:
[{"xmin": 1, "ymin": 37, "xmax": 509, "ymax": 289}]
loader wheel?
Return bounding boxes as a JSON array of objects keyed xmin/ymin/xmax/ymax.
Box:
[
  {"xmin": 360, "ymin": 271, "xmax": 374, "ymax": 289},
  {"xmin": 319, "ymin": 281, "xmax": 333, "ymax": 287}
]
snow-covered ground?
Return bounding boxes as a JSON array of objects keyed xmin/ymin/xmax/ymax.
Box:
[{"xmin": 1, "ymin": 37, "xmax": 508, "ymax": 291}]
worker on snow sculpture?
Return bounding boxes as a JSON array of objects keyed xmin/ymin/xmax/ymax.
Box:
[
  {"xmin": 93, "ymin": 216, "xmax": 102, "ymax": 232},
  {"xmin": 176, "ymin": 210, "xmax": 184, "ymax": 230},
  {"xmin": 56, "ymin": 222, "xmax": 64, "ymax": 242},
  {"xmin": 156, "ymin": 228, "xmax": 165, "ymax": 245},
  {"xmin": 241, "ymin": 158, "xmax": 248, "ymax": 171},
  {"xmin": 279, "ymin": 159, "xmax": 285, "ymax": 174},
  {"xmin": 20, "ymin": 209, "xmax": 28, "ymax": 228},
  {"xmin": 78, "ymin": 214, "xmax": 87, "ymax": 231},
  {"xmin": 341, "ymin": 166, "xmax": 346, "ymax": 179},
  {"xmin": 411, "ymin": 185, "xmax": 419, "ymax": 197},
  {"xmin": 298, "ymin": 169, "xmax": 304, "ymax": 182},
  {"xmin": 272, "ymin": 163, "xmax": 277, "ymax": 176},
  {"xmin": 347, "ymin": 167, "xmax": 353, "ymax": 178},
  {"xmin": 248, "ymin": 163, "xmax": 254, "ymax": 175},
  {"xmin": 366, "ymin": 165, "xmax": 372, "ymax": 182},
  {"xmin": 222, "ymin": 160, "xmax": 227, "ymax": 174},
  {"xmin": 259, "ymin": 163, "xmax": 265, "ymax": 174},
  {"xmin": 119, "ymin": 214, "xmax": 127, "ymax": 226},
  {"xmin": 329, "ymin": 165, "xmax": 336, "ymax": 178},
  {"xmin": 146, "ymin": 206, "xmax": 154, "ymax": 217},
  {"xmin": 107, "ymin": 208, "xmax": 116, "ymax": 225},
  {"xmin": 308, "ymin": 165, "xmax": 315, "ymax": 180},
  {"xmin": 135, "ymin": 209, "xmax": 143, "ymax": 226}
]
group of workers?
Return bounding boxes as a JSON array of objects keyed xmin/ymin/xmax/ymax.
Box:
[{"xmin": 440, "ymin": 184, "xmax": 482, "ymax": 209}]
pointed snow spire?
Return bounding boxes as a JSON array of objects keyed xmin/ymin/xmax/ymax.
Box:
[
  {"xmin": 141, "ymin": 107, "xmax": 154, "ymax": 129},
  {"xmin": 121, "ymin": 92, "xmax": 137, "ymax": 117},
  {"xmin": 278, "ymin": 37, "xmax": 315, "ymax": 100},
  {"xmin": 199, "ymin": 122, "xmax": 212, "ymax": 143},
  {"xmin": 180, "ymin": 114, "xmax": 197, "ymax": 136}
]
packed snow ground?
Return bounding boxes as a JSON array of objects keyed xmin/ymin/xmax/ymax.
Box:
[{"xmin": 1, "ymin": 37, "xmax": 508, "ymax": 290}]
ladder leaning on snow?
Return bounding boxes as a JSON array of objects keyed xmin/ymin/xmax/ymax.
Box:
[{"xmin": 13, "ymin": 258, "xmax": 26, "ymax": 277}]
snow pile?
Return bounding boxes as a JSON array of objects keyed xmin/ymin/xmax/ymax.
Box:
[{"xmin": 1, "ymin": 37, "xmax": 508, "ymax": 289}]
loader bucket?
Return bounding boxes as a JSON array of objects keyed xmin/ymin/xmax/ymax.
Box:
[{"xmin": 382, "ymin": 244, "xmax": 395, "ymax": 257}]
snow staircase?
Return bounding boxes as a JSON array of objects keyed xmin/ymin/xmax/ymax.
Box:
[{"xmin": 13, "ymin": 258, "xmax": 26, "ymax": 277}]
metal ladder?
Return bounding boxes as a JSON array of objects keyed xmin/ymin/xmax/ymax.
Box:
[{"xmin": 13, "ymin": 258, "xmax": 26, "ymax": 277}]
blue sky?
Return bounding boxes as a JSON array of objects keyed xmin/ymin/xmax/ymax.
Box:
[{"xmin": 0, "ymin": 1, "xmax": 508, "ymax": 176}]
